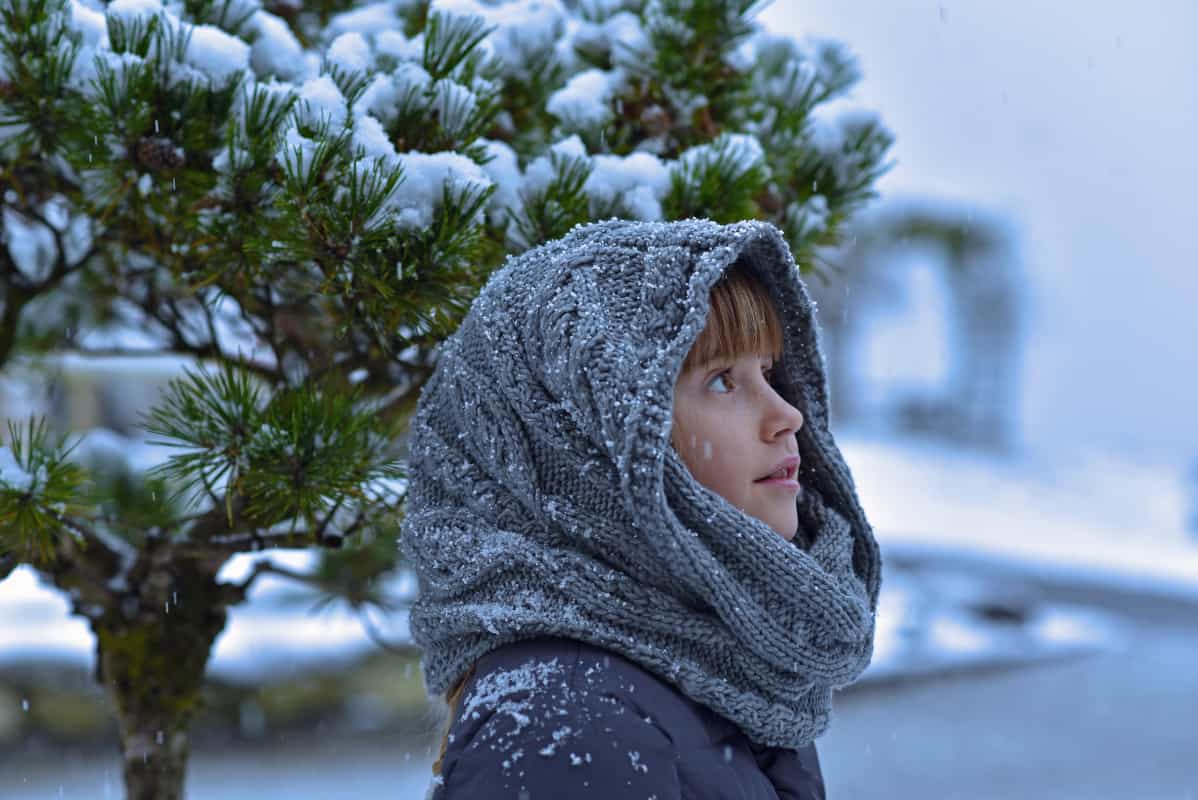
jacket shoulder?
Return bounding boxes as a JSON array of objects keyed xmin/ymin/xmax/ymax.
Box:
[
  {"xmin": 752, "ymin": 741, "xmax": 826, "ymax": 800},
  {"xmin": 438, "ymin": 636, "xmax": 681, "ymax": 798}
]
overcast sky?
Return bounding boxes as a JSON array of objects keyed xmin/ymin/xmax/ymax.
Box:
[{"xmin": 760, "ymin": 1, "xmax": 1198, "ymax": 467}]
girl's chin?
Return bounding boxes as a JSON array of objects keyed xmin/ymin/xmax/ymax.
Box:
[
  {"xmin": 770, "ymin": 512, "xmax": 798, "ymax": 541},
  {"xmin": 765, "ymin": 519, "xmax": 796, "ymax": 541}
]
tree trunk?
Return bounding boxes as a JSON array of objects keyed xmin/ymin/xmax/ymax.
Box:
[{"xmin": 92, "ymin": 562, "xmax": 228, "ymax": 800}]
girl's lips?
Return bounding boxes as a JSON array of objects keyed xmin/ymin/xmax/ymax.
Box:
[
  {"xmin": 756, "ymin": 457, "xmax": 800, "ymax": 482},
  {"xmin": 755, "ymin": 477, "xmax": 800, "ymax": 490}
]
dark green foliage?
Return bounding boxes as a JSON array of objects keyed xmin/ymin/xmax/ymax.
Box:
[
  {"xmin": 309, "ymin": 527, "xmax": 404, "ymax": 612},
  {"xmin": 0, "ymin": 0, "xmax": 895, "ymax": 572},
  {"xmin": 182, "ymin": 0, "xmax": 258, "ymax": 35},
  {"xmin": 511, "ymin": 150, "xmax": 593, "ymax": 251},
  {"xmin": 495, "ymin": 46, "xmax": 568, "ymax": 160},
  {"xmin": 211, "ymin": 83, "xmax": 296, "ymax": 226},
  {"xmin": 143, "ymin": 365, "xmax": 266, "ymax": 513},
  {"xmin": 0, "ymin": 418, "xmax": 83, "ymax": 564},
  {"xmin": 635, "ymin": 0, "xmax": 759, "ymax": 151},
  {"xmin": 83, "ymin": 461, "xmax": 181, "ymax": 547},
  {"xmin": 106, "ymin": 13, "xmax": 162, "ymax": 57},
  {"xmin": 144, "ymin": 364, "xmax": 403, "ymax": 532},
  {"xmin": 0, "ymin": 0, "xmax": 895, "ymax": 599},
  {"xmin": 422, "ymin": 10, "xmax": 492, "ymax": 81},
  {"xmin": 664, "ymin": 134, "xmax": 769, "ymax": 223},
  {"xmin": 384, "ymin": 180, "xmax": 495, "ymax": 337},
  {"xmin": 240, "ymin": 384, "xmax": 403, "ymax": 528},
  {"xmin": 0, "ymin": 1, "xmax": 892, "ymax": 793},
  {"xmin": 0, "ymin": 1, "xmax": 79, "ymax": 152}
]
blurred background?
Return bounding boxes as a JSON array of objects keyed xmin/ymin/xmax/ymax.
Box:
[{"xmin": 3, "ymin": 1, "xmax": 1197, "ymax": 798}]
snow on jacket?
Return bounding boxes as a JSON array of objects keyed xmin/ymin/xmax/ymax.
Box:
[{"xmin": 430, "ymin": 635, "xmax": 826, "ymax": 799}]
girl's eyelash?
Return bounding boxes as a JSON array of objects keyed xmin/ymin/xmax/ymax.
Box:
[{"xmin": 709, "ymin": 365, "xmax": 775, "ymax": 391}]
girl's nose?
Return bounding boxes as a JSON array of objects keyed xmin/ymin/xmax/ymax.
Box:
[
  {"xmin": 764, "ymin": 385, "xmax": 804, "ymax": 436},
  {"xmin": 779, "ymin": 401, "xmax": 804, "ymax": 435}
]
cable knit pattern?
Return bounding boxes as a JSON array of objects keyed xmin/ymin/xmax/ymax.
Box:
[{"xmin": 400, "ymin": 219, "xmax": 881, "ymax": 749}]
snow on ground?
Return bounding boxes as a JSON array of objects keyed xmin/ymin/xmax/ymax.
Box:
[
  {"xmin": 0, "ymin": 550, "xmax": 415, "ymax": 684},
  {"xmin": 839, "ymin": 435, "xmax": 1198, "ymax": 599},
  {"xmin": 2, "ymin": 436, "xmax": 1191, "ymax": 684},
  {"xmin": 1, "ymin": 740, "xmax": 439, "ymax": 800}
]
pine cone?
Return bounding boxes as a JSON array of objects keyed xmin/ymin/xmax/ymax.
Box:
[
  {"xmin": 0, "ymin": 81, "xmax": 15, "ymax": 100},
  {"xmin": 135, "ymin": 136, "xmax": 185, "ymax": 171},
  {"xmin": 639, "ymin": 104, "xmax": 672, "ymax": 138}
]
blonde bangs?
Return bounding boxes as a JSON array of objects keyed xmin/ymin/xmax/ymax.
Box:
[{"xmin": 681, "ymin": 262, "xmax": 784, "ymax": 372}]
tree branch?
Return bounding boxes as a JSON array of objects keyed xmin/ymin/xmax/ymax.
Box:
[
  {"xmin": 59, "ymin": 513, "xmax": 135, "ymax": 563},
  {"xmin": 360, "ymin": 606, "xmax": 421, "ymax": 658},
  {"xmin": 232, "ymin": 557, "xmax": 324, "ymax": 595},
  {"xmin": 227, "ymin": 558, "xmax": 420, "ymax": 658},
  {"xmin": 22, "ymin": 217, "xmax": 66, "ymax": 271},
  {"xmin": 180, "ymin": 493, "xmax": 247, "ymax": 542},
  {"xmin": 175, "ymin": 528, "xmax": 315, "ymax": 558},
  {"xmin": 251, "ymin": 283, "xmax": 288, "ymax": 381},
  {"xmin": 163, "ymin": 294, "xmax": 205, "ymax": 352},
  {"xmin": 63, "ymin": 346, "xmax": 277, "ymax": 380},
  {"xmin": 198, "ymin": 293, "xmax": 222, "ymax": 358},
  {"xmin": 313, "ymin": 494, "xmax": 347, "ymax": 542},
  {"xmin": 125, "ymin": 279, "xmax": 281, "ymax": 383},
  {"xmin": 0, "ymin": 278, "xmax": 31, "ymax": 368},
  {"xmin": 333, "ymin": 504, "xmax": 369, "ymax": 540},
  {"xmin": 41, "ymin": 515, "xmax": 132, "ymax": 603}
]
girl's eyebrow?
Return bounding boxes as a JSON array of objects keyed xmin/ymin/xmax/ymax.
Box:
[{"xmin": 696, "ymin": 353, "xmax": 776, "ymax": 368}]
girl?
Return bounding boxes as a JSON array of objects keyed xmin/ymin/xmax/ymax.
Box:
[{"xmin": 400, "ymin": 219, "xmax": 881, "ymax": 799}]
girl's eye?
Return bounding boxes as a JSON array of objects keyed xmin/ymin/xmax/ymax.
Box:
[
  {"xmin": 707, "ymin": 372, "xmax": 734, "ymax": 393},
  {"xmin": 707, "ymin": 364, "xmax": 775, "ymax": 394}
]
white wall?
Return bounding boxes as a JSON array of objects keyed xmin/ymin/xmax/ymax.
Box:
[{"xmin": 761, "ymin": 0, "xmax": 1198, "ymax": 466}]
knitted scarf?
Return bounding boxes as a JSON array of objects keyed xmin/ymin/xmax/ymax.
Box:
[{"xmin": 399, "ymin": 219, "xmax": 881, "ymax": 749}]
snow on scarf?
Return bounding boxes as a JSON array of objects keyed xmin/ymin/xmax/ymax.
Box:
[{"xmin": 399, "ymin": 218, "xmax": 881, "ymax": 748}]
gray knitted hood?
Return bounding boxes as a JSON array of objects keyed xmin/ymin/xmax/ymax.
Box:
[{"xmin": 400, "ymin": 218, "xmax": 881, "ymax": 749}]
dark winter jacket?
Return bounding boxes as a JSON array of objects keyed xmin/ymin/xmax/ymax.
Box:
[{"xmin": 432, "ymin": 635, "xmax": 826, "ymax": 800}]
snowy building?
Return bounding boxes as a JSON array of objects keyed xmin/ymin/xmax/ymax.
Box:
[{"xmin": 807, "ymin": 198, "xmax": 1024, "ymax": 452}]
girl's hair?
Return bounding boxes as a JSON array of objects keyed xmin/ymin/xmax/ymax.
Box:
[
  {"xmin": 432, "ymin": 662, "xmax": 476, "ymax": 778},
  {"xmin": 430, "ymin": 260, "xmax": 781, "ymax": 779},
  {"xmin": 680, "ymin": 259, "xmax": 784, "ymax": 374}
]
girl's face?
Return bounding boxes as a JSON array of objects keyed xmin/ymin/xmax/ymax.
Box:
[{"xmin": 671, "ymin": 351, "xmax": 805, "ymax": 540}]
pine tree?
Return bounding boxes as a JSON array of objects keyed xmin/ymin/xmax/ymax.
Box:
[{"xmin": 0, "ymin": 0, "xmax": 892, "ymax": 796}]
